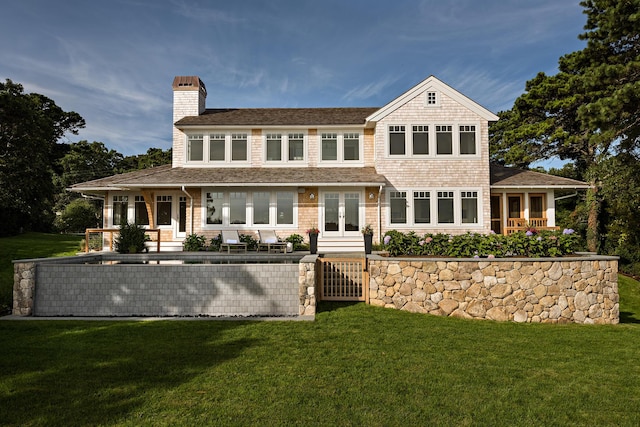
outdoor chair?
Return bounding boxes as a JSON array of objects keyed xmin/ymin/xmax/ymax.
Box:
[
  {"xmin": 257, "ymin": 230, "xmax": 287, "ymax": 253},
  {"xmin": 220, "ymin": 230, "xmax": 247, "ymax": 253}
]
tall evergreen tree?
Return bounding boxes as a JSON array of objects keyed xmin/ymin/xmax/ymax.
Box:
[{"xmin": 490, "ymin": 0, "xmax": 640, "ymax": 251}]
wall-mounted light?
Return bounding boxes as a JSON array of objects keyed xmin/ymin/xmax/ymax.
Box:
[
  {"xmin": 309, "ymin": 193, "xmax": 315, "ymax": 200},
  {"xmin": 369, "ymin": 192, "xmax": 375, "ymax": 200}
]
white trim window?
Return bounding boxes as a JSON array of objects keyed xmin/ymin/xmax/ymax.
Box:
[
  {"xmin": 112, "ymin": 195, "xmax": 128, "ymax": 226},
  {"xmin": 459, "ymin": 125, "xmax": 476, "ymax": 155},
  {"xmin": 134, "ymin": 196, "xmax": 149, "ymax": 226},
  {"xmin": 387, "ymin": 189, "xmax": 481, "ymax": 227},
  {"xmin": 387, "ymin": 123, "xmax": 479, "ymax": 158},
  {"xmin": 319, "ymin": 131, "xmax": 363, "ymax": 164},
  {"xmin": 203, "ymin": 189, "xmax": 297, "ymax": 228},
  {"xmin": 184, "ymin": 132, "xmax": 250, "ymax": 165},
  {"xmin": 156, "ymin": 195, "xmax": 173, "ymax": 226},
  {"xmin": 264, "ymin": 132, "xmax": 306, "ymax": 164},
  {"xmin": 426, "ymin": 91, "xmax": 440, "ymax": 107}
]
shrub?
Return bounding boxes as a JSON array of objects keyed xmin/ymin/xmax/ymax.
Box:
[
  {"xmin": 182, "ymin": 234, "xmax": 207, "ymax": 251},
  {"xmin": 114, "ymin": 222, "xmax": 148, "ymax": 254},
  {"xmin": 209, "ymin": 234, "xmax": 222, "ymax": 252},
  {"xmin": 54, "ymin": 198, "xmax": 100, "ymax": 233},
  {"xmin": 382, "ymin": 229, "xmax": 580, "ymax": 258},
  {"xmin": 239, "ymin": 233, "xmax": 258, "ymax": 251},
  {"xmin": 285, "ymin": 233, "xmax": 304, "ymax": 250}
]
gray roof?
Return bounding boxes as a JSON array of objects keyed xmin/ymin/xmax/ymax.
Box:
[
  {"xmin": 490, "ymin": 164, "xmax": 589, "ymax": 188},
  {"xmin": 174, "ymin": 107, "xmax": 380, "ymax": 127},
  {"xmin": 71, "ymin": 164, "xmax": 387, "ymax": 191}
]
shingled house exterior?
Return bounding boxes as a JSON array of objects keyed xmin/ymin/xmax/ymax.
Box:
[{"xmin": 71, "ymin": 75, "xmax": 589, "ymax": 252}]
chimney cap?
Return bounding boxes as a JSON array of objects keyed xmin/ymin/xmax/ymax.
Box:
[{"xmin": 172, "ymin": 76, "xmax": 206, "ymax": 95}]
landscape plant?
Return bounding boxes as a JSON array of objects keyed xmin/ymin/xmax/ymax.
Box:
[
  {"xmin": 382, "ymin": 229, "xmax": 580, "ymax": 258},
  {"xmin": 285, "ymin": 233, "xmax": 305, "ymax": 250},
  {"xmin": 182, "ymin": 233, "xmax": 207, "ymax": 251},
  {"xmin": 113, "ymin": 222, "xmax": 148, "ymax": 254}
]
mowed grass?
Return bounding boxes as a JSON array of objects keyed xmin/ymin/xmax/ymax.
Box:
[
  {"xmin": 0, "ymin": 232, "xmax": 83, "ymax": 314},
  {"xmin": 2, "ymin": 278, "xmax": 640, "ymax": 426},
  {"xmin": 1, "ymin": 233, "xmax": 640, "ymax": 425}
]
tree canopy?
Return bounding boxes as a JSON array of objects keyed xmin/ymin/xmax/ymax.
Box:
[
  {"xmin": 0, "ymin": 79, "xmax": 85, "ymax": 235},
  {"xmin": 490, "ymin": 0, "xmax": 640, "ymax": 253}
]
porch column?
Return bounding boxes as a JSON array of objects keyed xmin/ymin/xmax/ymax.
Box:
[{"xmin": 141, "ymin": 190, "xmax": 155, "ymax": 228}]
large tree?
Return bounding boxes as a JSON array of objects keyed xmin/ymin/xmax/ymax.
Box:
[
  {"xmin": 0, "ymin": 79, "xmax": 84, "ymax": 235},
  {"xmin": 490, "ymin": 0, "xmax": 640, "ymax": 251}
]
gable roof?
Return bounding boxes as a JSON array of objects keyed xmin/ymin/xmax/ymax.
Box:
[
  {"xmin": 490, "ymin": 164, "xmax": 590, "ymax": 189},
  {"xmin": 70, "ymin": 164, "xmax": 387, "ymax": 192},
  {"xmin": 365, "ymin": 75, "xmax": 500, "ymax": 124},
  {"xmin": 175, "ymin": 107, "xmax": 379, "ymax": 127}
]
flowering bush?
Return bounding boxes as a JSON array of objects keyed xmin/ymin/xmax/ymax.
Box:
[
  {"xmin": 382, "ymin": 229, "xmax": 580, "ymax": 258},
  {"xmin": 306, "ymin": 225, "xmax": 320, "ymax": 234}
]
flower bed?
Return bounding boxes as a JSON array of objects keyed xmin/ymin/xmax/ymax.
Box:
[{"xmin": 382, "ymin": 229, "xmax": 579, "ymax": 258}]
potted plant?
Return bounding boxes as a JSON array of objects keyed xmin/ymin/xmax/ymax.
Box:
[
  {"xmin": 307, "ymin": 225, "xmax": 320, "ymax": 254},
  {"xmin": 361, "ymin": 224, "xmax": 374, "ymax": 254}
]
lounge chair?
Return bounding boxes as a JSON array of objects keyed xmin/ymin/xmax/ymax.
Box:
[
  {"xmin": 258, "ymin": 230, "xmax": 287, "ymax": 253},
  {"xmin": 220, "ymin": 230, "xmax": 247, "ymax": 253}
]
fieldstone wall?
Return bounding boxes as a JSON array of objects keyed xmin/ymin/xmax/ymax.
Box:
[
  {"xmin": 368, "ymin": 255, "xmax": 619, "ymax": 324},
  {"xmin": 13, "ymin": 262, "xmax": 36, "ymax": 316},
  {"xmin": 299, "ymin": 255, "xmax": 317, "ymax": 316}
]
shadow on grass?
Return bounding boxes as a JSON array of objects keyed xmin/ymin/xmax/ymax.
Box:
[
  {"xmin": 0, "ymin": 320, "xmax": 260, "ymax": 426},
  {"xmin": 619, "ymin": 311, "xmax": 640, "ymax": 324},
  {"xmin": 316, "ymin": 301, "xmax": 362, "ymax": 313}
]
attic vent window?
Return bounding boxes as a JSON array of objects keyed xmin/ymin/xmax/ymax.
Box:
[
  {"xmin": 178, "ymin": 83, "xmax": 193, "ymax": 87},
  {"xmin": 427, "ymin": 91, "xmax": 437, "ymax": 105}
]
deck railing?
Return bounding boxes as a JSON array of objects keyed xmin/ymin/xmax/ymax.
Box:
[{"xmin": 504, "ymin": 218, "xmax": 558, "ymax": 235}]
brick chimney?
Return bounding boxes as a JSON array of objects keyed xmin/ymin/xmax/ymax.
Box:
[{"xmin": 172, "ymin": 76, "xmax": 207, "ymax": 167}]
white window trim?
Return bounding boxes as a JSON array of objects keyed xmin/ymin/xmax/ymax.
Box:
[
  {"xmin": 386, "ymin": 122, "xmax": 481, "ymax": 159},
  {"xmin": 317, "ymin": 130, "xmax": 364, "ymax": 166},
  {"xmin": 184, "ymin": 131, "xmax": 251, "ymax": 167},
  {"xmin": 385, "ymin": 188, "xmax": 483, "ymax": 228},
  {"xmin": 201, "ymin": 188, "xmax": 298, "ymax": 229},
  {"xmin": 109, "ymin": 193, "xmax": 154, "ymax": 228},
  {"xmin": 262, "ymin": 131, "xmax": 308, "ymax": 166},
  {"xmin": 425, "ymin": 90, "xmax": 440, "ymax": 107}
]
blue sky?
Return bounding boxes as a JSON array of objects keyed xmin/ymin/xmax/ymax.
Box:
[{"xmin": 1, "ymin": 0, "xmax": 587, "ymax": 160}]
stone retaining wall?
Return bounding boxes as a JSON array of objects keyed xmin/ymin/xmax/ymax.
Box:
[{"xmin": 368, "ymin": 255, "xmax": 619, "ymax": 324}]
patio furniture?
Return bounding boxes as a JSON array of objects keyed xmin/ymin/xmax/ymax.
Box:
[
  {"xmin": 258, "ymin": 230, "xmax": 287, "ymax": 253},
  {"xmin": 220, "ymin": 230, "xmax": 247, "ymax": 253}
]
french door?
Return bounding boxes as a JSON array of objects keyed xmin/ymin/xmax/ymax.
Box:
[{"xmin": 322, "ymin": 190, "xmax": 362, "ymax": 237}]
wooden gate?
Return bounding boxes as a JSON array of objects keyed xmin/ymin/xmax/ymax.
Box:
[{"xmin": 317, "ymin": 256, "xmax": 368, "ymax": 302}]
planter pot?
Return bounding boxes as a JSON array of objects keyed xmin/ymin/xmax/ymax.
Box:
[
  {"xmin": 309, "ymin": 233, "xmax": 318, "ymax": 254},
  {"xmin": 363, "ymin": 233, "xmax": 373, "ymax": 254}
]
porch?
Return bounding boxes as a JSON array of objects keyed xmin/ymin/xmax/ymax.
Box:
[{"xmin": 490, "ymin": 192, "xmax": 558, "ymax": 235}]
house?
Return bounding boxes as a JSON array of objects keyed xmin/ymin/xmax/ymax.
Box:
[{"xmin": 71, "ymin": 75, "xmax": 589, "ymax": 252}]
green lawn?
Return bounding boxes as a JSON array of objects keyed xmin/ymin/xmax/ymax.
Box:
[
  {"xmin": 0, "ymin": 232, "xmax": 83, "ymax": 314},
  {"xmin": 1, "ymin": 278, "xmax": 640, "ymax": 426},
  {"xmin": 1, "ymin": 233, "xmax": 640, "ymax": 425}
]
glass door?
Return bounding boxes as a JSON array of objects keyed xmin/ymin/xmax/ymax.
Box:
[{"xmin": 322, "ymin": 191, "xmax": 362, "ymax": 237}]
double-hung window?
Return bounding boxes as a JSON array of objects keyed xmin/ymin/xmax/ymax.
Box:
[
  {"xmin": 461, "ymin": 191, "xmax": 478, "ymax": 224},
  {"xmin": 436, "ymin": 125, "xmax": 453, "ymax": 155},
  {"xmin": 134, "ymin": 196, "xmax": 149, "ymax": 225},
  {"xmin": 112, "ymin": 195, "xmax": 128, "ymax": 226},
  {"xmin": 414, "ymin": 191, "xmax": 431, "ymax": 223},
  {"xmin": 437, "ymin": 191, "xmax": 455, "ymax": 224},
  {"xmin": 412, "ymin": 125, "xmax": 429, "ymax": 155},
  {"xmin": 156, "ymin": 195, "xmax": 172, "ymax": 226},
  {"xmin": 209, "ymin": 133, "xmax": 225, "ymax": 161},
  {"xmin": 266, "ymin": 133, "xmax": 282, "ymax": 161},
  {"xmin": 288, "ymin": 133, "xmax": 304, "ymax": 161},
  {"xmin": 321, "ymin": 133, "xmax": 338, "ymax": 161},
  {"xmin": 231, "ymin": 133, "xmax": 248, "ymax": 161},
  {"xmin": 388, "ymin": 125, "xmax": 406, "ymax": 155},
  {"xmin": 343, "ymin": 133, "xmax": 360, "ymax": 161},
  {"xmin": 188, "ymin": 134, "xmax": 204, "ymax": 162},
  {"xmin": 390, "ymin": 191, "xmax": 407, "ymax": 224},
  {"xmin": 459, "ymin": 125, "xmax": 476, "ymax": 155}
]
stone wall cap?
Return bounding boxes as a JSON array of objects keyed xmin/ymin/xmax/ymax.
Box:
[{"xmin": 367, "ymin": 254, "xmax": 619, "ymax": 262}]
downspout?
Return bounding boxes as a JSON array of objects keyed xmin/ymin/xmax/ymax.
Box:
[
  {"xmin": 181, "ymin": 186, "xmax": 194, "ymax": 234},
  {"xmin": 377, "ymin": 185, "xmax": 382, "ymax": 244}
]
